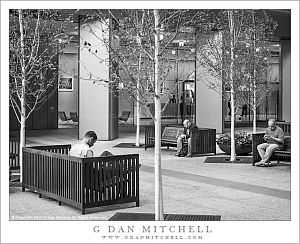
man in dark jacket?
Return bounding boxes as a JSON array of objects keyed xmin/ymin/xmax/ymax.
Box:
[{"xmin": 175, "ymin": 119, "xmax": 198, "ymax": 157}]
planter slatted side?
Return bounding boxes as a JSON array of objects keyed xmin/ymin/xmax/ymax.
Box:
[
  {"xmin": 191, "ymin": 128, "xmax": 216, "ymax": 155},
  {"xmin": 22, "ymin": 145, "xmax": 139, "ymax": 214}
]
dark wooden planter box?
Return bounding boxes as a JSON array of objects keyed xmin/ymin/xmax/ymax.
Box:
[
  {"xmin": 22, "ymin": 145, "xmax": 139, "ymax": 214},
  {"xmin": 144, "ymin": 125, "xmax": 216, "ymax": 156},
  {"xmin": 218, "ymin": 144, "xmax": 252, "ymax": 156}
]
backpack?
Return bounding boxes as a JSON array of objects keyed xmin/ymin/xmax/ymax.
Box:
[{"xmin": 178, "ymin": 143, "xmax": 188, "ymax": 157}]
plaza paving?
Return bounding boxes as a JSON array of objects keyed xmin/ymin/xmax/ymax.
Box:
[{"xmin": 9, "ymin": 125, "xmax": 291, "ymax": 221}]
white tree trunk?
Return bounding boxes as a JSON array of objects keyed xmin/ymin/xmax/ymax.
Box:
[
  {"xmin": 18, "ymin": 9, "xmax": 26, "ymax": 181},
  {"xmin": 135, "ymin": 97, "xmax": 140, "ymax": 147},
  {"xmin": 252, "ymin": 12, "xmax": 257, "ymax": 134},
  {"xmin": 135, "ymin": 52, "xmax": 142, "ymax": 147},
  {"xmin": 154, "ymin": 9, "xmax": 164, "ymax": 221},
  {"xmin": 230, "ymin": 91, "xmax": 236, "ymax": 161},
  {"xmin": 252, "ymin": 88, "xmax": 257, "ymax": 134},
  {"xmin": 228, "ymin": 10, "xmax": 236, "ymax": 161}
]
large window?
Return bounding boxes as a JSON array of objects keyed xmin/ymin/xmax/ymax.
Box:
[
  {"xmin": 224, "ymin": 41, "xmax": 280, "ymax": 123},
  {"xmin": 256, "ymin": 42, "xmax": 280, "ymax": 121}
]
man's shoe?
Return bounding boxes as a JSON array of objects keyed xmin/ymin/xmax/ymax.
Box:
[
  {"xmin": 185, "ymin": 154, "xmax": 192, "ymax": 158},
  {"xmin": 263, "ymin": 162, "xmax": 272, "ymax": 167},
  {"xmin": 254, "ymin": 161, "xmax": 264, "ymax": 167},
  {"xmin": 175, "ymin": 153, "xmax": 180, "ymax": 157}
]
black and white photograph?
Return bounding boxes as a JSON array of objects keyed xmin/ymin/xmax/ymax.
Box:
[{"xmin": 1, "ymin": 1, "xmax": 299, "ymax": 243}]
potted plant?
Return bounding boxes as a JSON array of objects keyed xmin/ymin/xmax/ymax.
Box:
[{"xmin": 216, "ymin": 132, "xmax": 253, "ymax": 155}]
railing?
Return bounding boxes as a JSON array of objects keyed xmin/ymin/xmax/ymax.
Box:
[
  {"xmin": 9, "ymin": 138, "xmax": 20, "ymax": 170},
  {"xmin": 22, "ymin": 145, "xmax": 139, "ymax": 214}
]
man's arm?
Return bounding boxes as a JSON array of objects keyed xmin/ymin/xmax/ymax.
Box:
[
  {"xmin": 86, "ymin": 149, "xmax": 94, "ymax": 157},
  {"xmin": 271, "ymin": 128, "xmax": 284, "ymax": 144}
]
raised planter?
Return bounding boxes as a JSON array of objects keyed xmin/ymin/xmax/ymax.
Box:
[{"xmin": 218, "ymin": 144, "xmax": 252, "ymax": 156}]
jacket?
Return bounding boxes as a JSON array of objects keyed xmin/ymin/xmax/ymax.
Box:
[{"xmin": 183, "ymin": 123, "xmax": 198, "ymax": 139}]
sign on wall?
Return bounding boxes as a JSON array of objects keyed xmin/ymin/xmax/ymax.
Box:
[{"xmin": 58, "ymin": 77, "xmax": 73, "ymax": 91}]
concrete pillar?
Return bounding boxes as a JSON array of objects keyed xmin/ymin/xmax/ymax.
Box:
[
  {"xmin": 281, "ymin": 39, "xmax": 291, "ymax": 122},
  {"xmin": 195, "ymin": 32, "xmax": 223, "ymax": 133},
  {"xmin": 78, "ymin": 17, "xmax": 118, "ymax": 140}
]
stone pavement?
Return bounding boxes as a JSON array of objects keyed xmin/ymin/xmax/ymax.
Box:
[{"xmin": 9, "ymin": 125, "xmax": 291, "ymax": 221}]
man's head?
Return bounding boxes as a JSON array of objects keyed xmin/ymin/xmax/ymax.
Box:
[
  {"xmin": 268, "ymin": 119, "xmax": 276, "ymax": 129},
  {"xmin": 84, "ymin": 131, "xmax": 98, "ymax": 147},
  {"xmin": 183, "ymin": 119, "xmax": 191, "ymax": 128}
]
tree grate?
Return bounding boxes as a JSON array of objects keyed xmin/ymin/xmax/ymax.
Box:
[{"xmin": 108, "ymin": 212, "xmax": 221, "ymax": 221}]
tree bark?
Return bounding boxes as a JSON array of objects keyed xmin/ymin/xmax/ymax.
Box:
[
  {"xmin": 18, "ymin": 9, "xmax": 26, "ymax": 181},
  {"xmin": 153, "ymin": 9, "xmax": 164, "ymax": 221},
  {"xmin": 252, "ymin": 11, "xmax": 257, "ymax": 134},
  {"xmin": 252, "ymin": 81, "xmax": 257, "ymax": 133},
  {"xmin": 228, "ymin": 10, "xmax": 236, "ymax": 161},
  {"xmin": 135, "ymin": 52, "xmax": 142, "ymax": 147}
]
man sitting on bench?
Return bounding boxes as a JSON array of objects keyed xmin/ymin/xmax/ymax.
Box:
[
  {"xmin": 175, "ymin": 119, "xmax": 198, "ymax": 157},
  {"xmin": 255, "ymin": 119, "xmax": 284, "ymax": 167},
  {"xmin": 69, "ymin": 131, "xmax": 98, "ymax": 157}
]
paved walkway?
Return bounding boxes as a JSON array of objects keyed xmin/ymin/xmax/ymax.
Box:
[{"xmin": 9, "ymin": 125, "xmax": 291, "ymax": 221}]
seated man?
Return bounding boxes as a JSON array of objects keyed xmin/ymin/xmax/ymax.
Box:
[
  {"xmin": 255, "ymin": 119, "xmax": 284, "ymax": 167},
  {"xmin": 69, "ymin": 131, "xmax": 97, "ymax": 157},
  {"xmin": 175, "ymin": 119, "xmax": 198, "ymax": 157}
]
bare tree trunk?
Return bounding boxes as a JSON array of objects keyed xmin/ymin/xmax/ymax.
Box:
[
  {"xmin": 252, "ymin": 83, "xmax": 257, "ymax": 133},
  {"xmin": 18, "ymin": 9, "xmax": 26, "ymax": 181},
  {"xmin": 154, "ymin": 9, "xmax": 164, "ymax": 221},
  {"xmin": 135, "ymin": 52, "xmax": 142, "ymax": 147},
  {"xmin": 252, "ymin": 11, "xmax": 257, "ymax": 134},
  {"xmin": 228, "ymin": 10, "xmax": 236, "ymax": 161}
]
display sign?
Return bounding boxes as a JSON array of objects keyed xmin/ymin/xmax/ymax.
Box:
[{"xmin": 58, "ymin": 77, "xmax": 73, "ymax": 91}]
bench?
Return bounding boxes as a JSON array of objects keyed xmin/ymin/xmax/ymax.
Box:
[
  {"xmin": 252, "ymin": 133, "xmax": 291, "ymax": 165},
  {"xmin": 9, "ymin": 138, "xmax": 20, "ymax": 182},
  {"xmin": 149, "ymin": 127, "xmax": 184, "ymax": 149},
  {"xmin": 22, "ymin": 145, "xmax": 139, "ymax": 214},
  {"xmin": 276, "ymin": 121, "xmax": 291, "ymax": 135},
  {"xmin": 144, "ymin": 125, "xmax": 216, "ymax": 156}
]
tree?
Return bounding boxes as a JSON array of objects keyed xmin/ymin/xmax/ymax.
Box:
[
  {"xmin": 196, "ymin": 9, "xmax": 277, "ymax": 160},
  {"xmin": 9, "ymin": 9, "xmax": 71, "ymax": 177},
  {"xmin": 80, "ymin": 9, "xmax": 204, "ymax": 220},
  {"xmin": 241, "ymin": 10, "xmax": 277, "ymax": 133}
]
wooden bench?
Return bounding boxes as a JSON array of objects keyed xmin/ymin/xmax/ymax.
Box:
[
  {"xmin": 149, "ymin": 127, "xmax": 184, "ymax": 149},
  {"xmin": 9, "ymin": 138, "xmax": 20, "ymax": 182},
  {"xmin": 144, "ymin": 125, "xmax": 216, "ymax": 156},
  {"xmin": 252, "ymin": 133, "xmax": 291, "ymax": 165},
  {"xmin": 276, "ymin": 121, "xmax": 291, "ymax": 135},
  {"xmin": 22, "ymin": 145, "xmax": 139, "ymax": 214}
]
